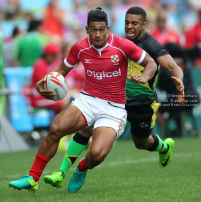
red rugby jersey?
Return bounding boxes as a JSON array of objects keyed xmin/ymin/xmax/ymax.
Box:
[{"xmin": 64, "ymin": 34, "xmax": 145, "ymax": 104}]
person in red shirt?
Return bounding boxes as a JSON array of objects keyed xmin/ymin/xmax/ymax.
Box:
[
  {"xmin": 9, "ymin": 7, "xmax": 157, "ymax": 192},
  {"xmin": 61, "ymin": 42, "xmax": 85, "ymax": 100},
  {"xmin": 31, "ymin": 43, "xmax": 69, "ymax": 113},
  {"xmin": 42, "ymin": 0, "xmax": 64, "ymax": 38},
  {"xmin": 150, "ymin": 11, "xmax": 180, "ymax": 45},
  {"xmin": 185, "ymin": 9, "xmax": 201, "ymax": 66}
]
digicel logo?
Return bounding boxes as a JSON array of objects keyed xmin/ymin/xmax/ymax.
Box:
[{"xmin": 87, "ymin": 68, "xmax": 121, "ymax": 80}]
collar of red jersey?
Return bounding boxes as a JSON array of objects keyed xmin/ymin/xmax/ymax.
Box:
[{"xmin": 92, "ymin": 43, "xmax": 109, "ymax": 52}]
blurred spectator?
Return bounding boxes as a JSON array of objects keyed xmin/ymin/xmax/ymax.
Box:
[
  {"xmin": 61, "ymin": 42, "xmax": 85, "ymax": 100},
  {"xmin": 2, "ymin": 0, "xmax": 21, "ymax": 20},
  {"xmin": 30, "ymin": 43, "xmax": 68, "ymax": 113},
  {"xmin": 43, "ymin": 0, "xmax": 65, "ymax": 41},
  {"xmin": 3, "ymin": 27, "xmax": 22, "ymax": 67},
  {"xmin": 185, "ymin": 7, "xmax": 201, "ymax": 66},
  {"xmin": 63, "ymin": 0, "xmax": 88, "ymax": 42},
  {"xmin": 141, "ymin": 0, "xmax": 153, "ymax": 8},
  {"xmin": 177, "ymin": 0, "xmax": 197, "ymax": 28},
  {"xmin": 0, "ymin": 10, "xmax": 5, "ymax": 21},
  {"xmin": 150, "ymin": 11, "xmax": 180, "ymax": 45},
  {"xmin": 157, "ymin": 43, "xmax": 200, "ymax": 136},
  {"xmin": 23, "ymin": 12, "xmax": 33, "ymax": 23},
  {"xmin": 63, "ymin": 19, "xmax": 87, "ymax": 42},
  {"xmin": 12, "ymin": 19, "xmax": 48, "ymax": 67},
  {"xmin": 85, "ymin": 0, "xmax": 104, "ymax": 9}
]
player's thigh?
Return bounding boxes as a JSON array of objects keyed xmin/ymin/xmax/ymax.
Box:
[
  {"xmin": 127, "ymin": 102, "xmax": 157, "ymax": 138},
  {"xmin": 90, "ymin": 127, "xmax": 116, "ymax": 158},
  {"xmin": 52, "ymin": 105, "xmax": 86, "ymax": 136},
  {"xmin": 78, "ymin": 125, "xmax": 93, "ymax": 138},
  {"xmin": 131, "ymin": 100, "xmax": 160, "ymax": 139}
]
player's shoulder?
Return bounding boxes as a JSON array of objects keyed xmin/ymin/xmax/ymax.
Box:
[
  {"xmin": 112, "ymin": 34, "xmax": 132, "ymax": 46},
  {"xmin": 140, "ymin": 32, "xmax": 164, "ymax": 50},
  {"xmin": 113, "ymin": 34, "xmax": 129, "ymax": 43},
  {"xmin": 142, "ymin": 32, "xmax": 159, "ymax": 44},
  {"xmin": 141, "ymin": 32, "xmax": 168, "ymax": 59}
]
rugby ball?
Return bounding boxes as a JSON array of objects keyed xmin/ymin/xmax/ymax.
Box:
[{"xmin": 44, "ymin": 72, "xmax": 68, "ymax": 101}]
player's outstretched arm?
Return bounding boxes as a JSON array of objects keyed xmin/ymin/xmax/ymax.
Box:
[
  {"xmin": 157, "ymin": 55, "xmax": 184, "ymax": 96},
  {"xmin": 36, "ymin": 62, "xmax": 72, "ymax": 100},
  {"xmin": 130, "ymin": 53, "xmax": 157, "ymax": 84}
]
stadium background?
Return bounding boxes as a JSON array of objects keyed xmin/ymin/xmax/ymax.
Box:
[{"xmin": 0, "ymin": 1, "xmax": 201, "ymax": 201}]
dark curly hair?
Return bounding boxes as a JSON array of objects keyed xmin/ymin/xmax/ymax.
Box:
[{"xmin": 87, "ymin": 7, "xmax": 108, "ymax": 26}]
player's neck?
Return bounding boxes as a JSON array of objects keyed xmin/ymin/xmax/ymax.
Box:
[{"xmin": 133, "ymin": 29, "xmax": 146, "ymax": 43}]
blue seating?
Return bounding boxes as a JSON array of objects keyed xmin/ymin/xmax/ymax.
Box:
[{"xmin": 4, "ymin": 67, "xmax": 52, "ymax": 133}]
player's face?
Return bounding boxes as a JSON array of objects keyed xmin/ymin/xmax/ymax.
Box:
[
  {"xmin": 86, "ymin": 21, "xmax": 109, "ymax": 48},
  {"xmin": 125, "ymin": 14, "xmax": 146, "ymax": 41}
]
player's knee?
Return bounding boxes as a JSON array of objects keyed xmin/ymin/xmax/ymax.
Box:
[
  {"xmin": 48, "ymin": 123, "xmax": 62, "ymax": 143},
  {"xmin": 90, "ymin": 149, "xmax": 107, "ymax": 163}
]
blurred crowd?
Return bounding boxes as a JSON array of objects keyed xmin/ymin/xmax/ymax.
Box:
[
  {"xmin": 1, "ymin": 0, "xmax": 201, "ymax": 67},
  {"xmin": 1, "ymin": 0, "xmax": 201, "ymax": 136}
]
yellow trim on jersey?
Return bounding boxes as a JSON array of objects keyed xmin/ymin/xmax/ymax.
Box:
[
  {"xmin": 127, "ymin": 60, "xmax": 159, "ymax": 92},
  {"xmin": 153, "ymin": 65, "xmax": 160, "ymax": 88},
  {"xmin": 150, "ymin": 101, "xmax": 160, "ymax": 128}
]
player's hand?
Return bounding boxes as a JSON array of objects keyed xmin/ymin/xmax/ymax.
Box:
[
  {"xmin": 129, "ymin": 75, "xmax": 148, "ymax": 84},
  {"xmin": 35, "ymin": 78, "xmax": 55, "ymax": 100},
  {"xmin": 171, "ymin": 76, "xmax": 184, "ymax": 96}
]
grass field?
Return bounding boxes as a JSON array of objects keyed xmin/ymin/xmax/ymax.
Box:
[{"xmin": 0, "ymin": 137, "xmax": 201, "ymax": 202}]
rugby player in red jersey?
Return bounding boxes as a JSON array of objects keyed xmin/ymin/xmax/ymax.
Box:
[
  {"xmin": 8, "ymin": 7, "xmax": 157, "ymax": 192},
  {"xmin": 43, "ymin": 7, "xmax": 184, "ymax": 193}
]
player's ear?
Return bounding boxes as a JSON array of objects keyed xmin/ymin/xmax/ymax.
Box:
[
  {"xmin": 142, "ymin": 22, "xmax": 147, "ymax": 29},
  {"xmin": 86, "ymin": 26, "xmax": 89, "ymax": 34},
  {"xmin": 107, "ymin": 26, "xmax": 110, "ymax": 34}
]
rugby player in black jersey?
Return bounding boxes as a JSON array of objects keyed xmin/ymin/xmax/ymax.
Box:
[{"xmin": 125, "ymin": 6, "xmax": 183, "ymax": 167}]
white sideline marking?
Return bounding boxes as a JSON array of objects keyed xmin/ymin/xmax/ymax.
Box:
[
  {"xmin": 97, "ymin": 152, "xmax": 201, "ymax": 168},
  {"xmin": 2, "ymin": 152, "xmax": 201, "ymax": 179}
]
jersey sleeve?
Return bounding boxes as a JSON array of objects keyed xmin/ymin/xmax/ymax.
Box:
[
  {"xmin": 120, "ymin": 38, "xmax": 146, "ymax": 64},
  {"xmin": 64, "ymin": 43, "xmax": 80, "ymax": 68}
]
